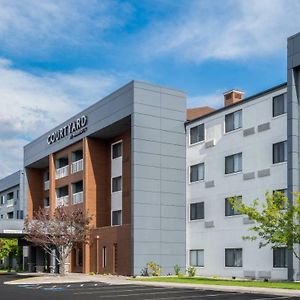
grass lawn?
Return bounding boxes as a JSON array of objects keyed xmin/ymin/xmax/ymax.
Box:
[{"xmin": 134, "ymin": 276, "xmax": 300, "ymax": 290}]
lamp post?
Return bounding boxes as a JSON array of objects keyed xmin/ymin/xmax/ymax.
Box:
[{"xmin": 96, "ymin": 235, "xmax": 100, "ymax": 274}]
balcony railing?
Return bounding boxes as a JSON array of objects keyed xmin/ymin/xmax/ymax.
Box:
[
  {"xmin": 55, "ymin": 165, "xmax": 69, "ymax": 179},
  {"xmin": 44, "ymin": 180, "xmax": 50, "ymax": 190},
  {"xmin": 72, "ymin": 191, "xmax": 83, "ymax": 205},
  {"xmin": 71, "ymin": 159, "xmax": 83, "ymax": 174},
  {"xmin": 56, "ymin": 195, "xmax": 69, "ymax": 207},
  {"xmin": 6, "ymin": 199, "xmax": 14, "ymax": 207}
]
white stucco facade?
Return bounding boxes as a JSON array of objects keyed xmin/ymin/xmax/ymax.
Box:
[{"xmin": 186, "ymin": 84, "xmax": 291, "ymax": 280}]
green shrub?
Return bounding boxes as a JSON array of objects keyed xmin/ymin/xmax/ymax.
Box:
[
  {"xmin": 174, "ymin": 264, "xmax": 181, "ymax": 276},
  {"xmin": 187, "ymin": 266, "xmax": 196, "ymax": 277},
  {"xmin": 146, "ymin": 261, "xmax": 161, "ymax": 276}
]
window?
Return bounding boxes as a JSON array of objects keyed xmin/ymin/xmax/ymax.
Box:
[
  {"xmin": 273, "ymin": 94, "xmax": 287, "ymax": 117},
  {"xmin": 112, "ymin": 142, "xmax": 122, "ymax": 159},
  {"xmin": 102, "ymin": 247, "xmax": 107, "ymax": 268},
  {"xmin": 273, "ymin": 247, "xmax": 288, "ymax": 268},
  {"xmin": 7, "ymin": 212, "xmax": 13, "ymax": 219},
  {"xmin": 225, "ymin": 248, "xmax": 243, "ymax": 267},
  {"xmin": 113, "ymin": 243, "xmax": 118, "ymax": 273},
  {"xmin": 273, "ymin": 141, "xmax": 287, "ymax": 164},
  {"xmin": 44, "ymin": 197, "xmax": 50, "ymax": 208},
  {"xmin": 0, "ymin": 195, "xmax": 4, "ymax": 205},
  {"xmin": 225, "ymin": 110, "xmax": 242, "ymax": 133},
  {"xmin": 190, "ymin": 124, "xmax": 205, "ymax": 144},
  {"xmin": 19, "ymin": 210, "xmax": 24, "ymax": 220},
  {"xmin": 190, "ymin": 250, "xmax": 204, "ymax": 267},
  {"xmin": 112, "ymin": 176, "xmax": 122, "ymax": 192},
  {"xmin": 112, "ymin": 210, "xmax": 122, "ymax": 226},
  {"xmin": 190, "ymin": 202, "xmax": 204, "ymax": 220},
  {"xmin": 225, "ymin": 153, "xmax": 242, "ymax": 174},
  {"xmin": 190, "ymin": 163, "xmax": 205, "ymax": 182},
  {"xmin": 225, "ymin": 196, "xmax": 242, "ymax": 216}
]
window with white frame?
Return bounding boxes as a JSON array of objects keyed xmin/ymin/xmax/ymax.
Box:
[
  {"xmin": 225, "ymin": 110, "xmax": 242, "ymax": 133},
  {"xmin": 190, "ymin": 202, "xmax": 204, "ymax": 220},
  {"xmin": 273, "ymin": 247, "xmax": 288, "ymax": 268},
  {"xmin": 112, "ymin": 176, "xmax": 122, "ymax": 192},
  {"xmin": 225, "ymin": 248, "xmax": 243, "ymax": 267},
  {"xmin": 190, "ymin": 124, "xmax": 205, "ymax": 144},
  {"xmin": 190, "ymin": 249, "xmax": 204, "ymax": 267},
  {"xmin": 190, "ymin": 163, "xmax": 205, "ymax": 183},
  {"xmin": 225, "ymin": 196, "xmax": 242, "ymax": 216},
  {"xmin": 273, "ymin": 141, "xmax": 287, "ymax": 164},
  {"xmin": 112, "ymin": 142, "xmax": 122, "ymax": 159},
  {"xmin": 273, "ymin": 93, "xmax": 287, "ymax": 117},
  {"xmin": 112, "ymin": 210, "xmax": 122, "ymax": 226},
  {"xmin": 225, "ymin": 153, "xmax": 242, "ymax": 174}
]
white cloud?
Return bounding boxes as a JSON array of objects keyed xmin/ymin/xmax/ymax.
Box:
[
  {"xmin": 188, "ymin": 90, "xmax": 225, "ymax": 109},
  {"xmin": 0, "ymin": 59, "xmax": 125, "ymax": 178},
  {"xmin": 0, "ymin": 0, "xmax": 131, "ymax": 55},
  {"xmin": 141, "ymin": 0, "xmax": 300, "ymax": 62}
]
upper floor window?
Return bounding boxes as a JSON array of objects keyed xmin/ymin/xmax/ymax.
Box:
[
  {"xmin": 112, "ymin": 210, "xmax": 122, "ymax": 226},
  {"xmin": 225, "ymin": 248, "xmax": 243, "ymax": 267},
  {"xmin": 225, "ymin": 110, "xmax": 242, "ymax": 133},
  {"xmin": 0, "ymin": 195, "xmax": 4, "ymax": 205},
  {"xmin": 190, "ymin": 163, "xmax": 205, "ymax": 183},
  {"xmin": 273, "ymin": 247, "xmax": 287, "ymax": 268},
  {"xmin": 273, "ymin": 94, "xmax": 287, "ymax": 117},
  {"xmin": 112, "ymin": 142, "xmax": 122, "ymax": 159},
  {"xmin": 225, "ymin": 153, "xmax": 242, "ymax": 174},
  {"xmin": 190, "ymin": 249, "xmax": 204, "ymax": 267},
  {"xmin": 190, "ymin": 124, "xmax": 205, "ymax": 145},
  {"xmin": 273, "ymin": 141, "xmax": 287, "ymax": 164},
  {"xmin": 225, "ymin": 196, "xmax": 241, "ymax": 216},
  {"xmin": 190, "ymin": 202, "xmax": 204, "ymax": 220},
  {"xmin": 112, "ymin": 176, "xmax": 122, "ymax": 192}
]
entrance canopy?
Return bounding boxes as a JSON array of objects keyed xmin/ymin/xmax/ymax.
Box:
[{"xmin": 0, "ymin": 219, "xmax": 24, "ymax": 238}]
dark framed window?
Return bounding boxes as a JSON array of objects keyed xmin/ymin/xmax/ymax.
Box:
[
  {"xmin": 0, "ymin": 195, "xmax": 4, "ymax": 205},
  {"xmin": 190, "ymin": 163, "xmax": 205, "ymax": 182},
  {"xmin": 112, "ymin": 176, "xmax": 122, "ymax": 192},
  {"xmin": 190, "ymin": 124, "xmax": 205, "ymax": 144},
  {"xmin": 44, "ymin": 197, "xmax": 50, "ymax": 208},
  {"xmin": 225, "ymin": 153, "xmax": 242, "ymax": 174},
  {"xmin": 273, "ymin": 247, "xmax": 287, "ymax": 268},
  {"xmin": 225, "ymin": 248, "xmax": 243, "ymax": 267},
  {"xmin": 102, "ymin": 247, "xmax": 106, "ymax": 268},
  {"xmin": 225, "ymin": 110, "xmax": 242, "ymax": 133},
  {"xmin": 225, "ymin": 196, "xmax": 242, "ymax": 216},
  {"xmin": 112, "ymin": 142, "xmax": 122, "ymax": 159},
  {"xmin": 273, "ymin": 141, "xmax": 287, "ymax": 164},
  {"xmin": 112, "ymin": 210, "xmax": 122, "ymax": 226},
  {"xmin": 190, "ymin": 249, "xmax": 204, "ymax": 267},
  {"xmin": 273, "ymin": 94, "xmax": 287, "ymax": 117},
  {"xmin": 190, "ymin": 202, "xmax": 204, "ymax": 220}
]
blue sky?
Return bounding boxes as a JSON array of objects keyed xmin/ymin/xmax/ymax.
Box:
[{"xmin": 0, "ymin": 0, "xmax": 299, "ymax": 177}]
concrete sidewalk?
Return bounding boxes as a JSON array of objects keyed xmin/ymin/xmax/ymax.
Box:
[{"xmin": 4, "ymin": 273, "xmax": 300, "ymax": 298}]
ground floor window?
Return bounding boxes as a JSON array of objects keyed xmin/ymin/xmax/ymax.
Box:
[
  {"xmin": 273, "ymin": 247, "xmax": 288, "ymax": 268},
  {"xmin": 190, "ymin": 249, "xmax": 204, "ymax": 267},
  {"xmin": 102, "ymin": 247, "xmax": 107, "ymax": 268},
  {"xmin": 113, "ymin": 243, "xmax": 118, "ymax": 273},
  {"xmin": 225, "ymin": 248, "xmax": 242, "ymax": 267}
]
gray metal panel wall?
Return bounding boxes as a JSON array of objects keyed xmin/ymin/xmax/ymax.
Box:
[
  {"xmin": 0, "ymin": 170, "xmax": 21, "ymax": 192},
  {"xmin": 287, "ymin": 32, "xmax": 300, "ymax": 281},
  {"xmin": 24, "ymin": 82, "xmax": 134, "ymax": 167},
  {"xmin": 131, "ymin": 81, "xmax": 186, "ymax": 275}
]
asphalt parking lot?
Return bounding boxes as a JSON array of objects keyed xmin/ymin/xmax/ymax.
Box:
[{"xmin": 1, "ymin": 275, "xmax": 300, "ymax": 300}]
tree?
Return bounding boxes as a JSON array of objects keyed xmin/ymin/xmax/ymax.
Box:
[
  {"xmin": 0, "ymin": 238, "xmax": 19, "ymax": 260},
  {"xmin": 230, "ymin": 191, "xmax": 300, "ymax": 261},
  {"xmin": 24, "ymin": 206, "xmax": 92, "ymax": 275}
]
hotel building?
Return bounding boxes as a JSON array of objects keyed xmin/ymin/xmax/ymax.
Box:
[{"xmin": 23, "ymin": 81, "xmax": 186, "ymax": 275}]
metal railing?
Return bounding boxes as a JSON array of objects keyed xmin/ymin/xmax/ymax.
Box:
[
  {"xmin": 56, "ymin": 195, "xmax": 69, "ymax": 207},
  {"xmin": 72, "ymin": 191, "xmax": 83, "ymax": 205},
  {"xmin": 6, "ymin": 199, "xmax": 14, "ymax": 207},
  {"xmin": 44, "ymin": 180, "xmax": 50, "ymax": 190},
  {"xmin": 55, "ymin": 165, "xmax": 69, "ymax": 179},
  {"xmin": 71, "ymin": 159, "xmax": 83, "ymax": 174}
]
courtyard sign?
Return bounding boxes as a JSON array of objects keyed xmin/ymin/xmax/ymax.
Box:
[{"xmin": 47, "ymin": 115, "xmax": 88, "ymax": 145}]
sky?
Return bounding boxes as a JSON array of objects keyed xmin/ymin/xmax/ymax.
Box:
[{"xmin": 0, "ymin": 0, "xmax": 299, "ymax": 178}]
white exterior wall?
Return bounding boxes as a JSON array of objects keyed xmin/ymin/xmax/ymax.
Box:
[{"xmin": 186, "ymin": 86, "xmax": 289, "ymax": 280}]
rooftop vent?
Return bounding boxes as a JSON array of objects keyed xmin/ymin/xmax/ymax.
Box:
[{"xmin": 223, "ymin": 89, "xmax": 244, "ymax": 107}]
